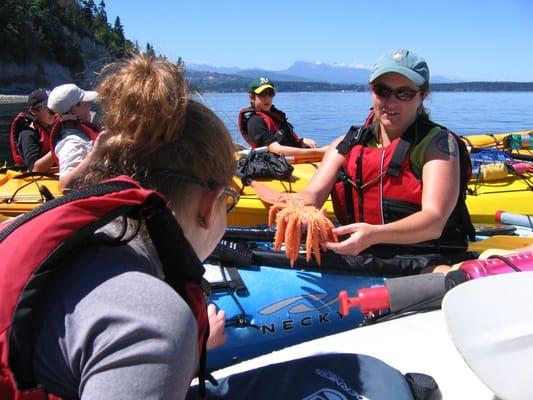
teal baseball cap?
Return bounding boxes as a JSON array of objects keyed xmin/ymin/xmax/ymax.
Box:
[
  {"xmin": 369, "ymin": 49, "xmax": 429, "ymax": 86},
  {"xmin": 248, "ymin": 76, "xmax": 275, "ymax": 94}
]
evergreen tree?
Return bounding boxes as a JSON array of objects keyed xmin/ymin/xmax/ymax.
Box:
[
  {"xmin": 145, "ymin": 42, "xmax": 156, "ymax": 58},
  {"xmin": 97, "ymin": 0, "xmax": 107, "ymax": 22},
  {"xmin": 81, "ymin": 0, "xmax": 96, "ymax": 28},
  {"xmin": 0, "ymin": 0, "xmax": 149, "ymax": 74}
]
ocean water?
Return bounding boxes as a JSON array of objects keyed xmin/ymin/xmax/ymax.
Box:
[
  {"xmin": 199, "ymin": 91, "xmax": 533, "ymax": 147},
  {"xmin": 1, "ymin": 91, "xmax": 532, "ymax": 162}
]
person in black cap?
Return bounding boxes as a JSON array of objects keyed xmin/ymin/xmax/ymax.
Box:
[
  {"xmin": 9, "ymin": 89, "xmax": 56, "ymax": 172},
  {"xmin": 238, "ymin": 76, "xmax": 328, "ymax": 158}
]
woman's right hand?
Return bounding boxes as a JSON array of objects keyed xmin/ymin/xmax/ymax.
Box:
[
  {"xmin": 206, "ymin": 304, "xmax": 227, "ymax": 350},
  {"xmin": 323, "ymin": 222, "xmax": 379, "ymax": 256}
]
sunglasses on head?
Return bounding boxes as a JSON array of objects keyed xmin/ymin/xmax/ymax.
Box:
[{"xmin": 372, "ymin": 84, "xmax": 421, "ymax": 102}]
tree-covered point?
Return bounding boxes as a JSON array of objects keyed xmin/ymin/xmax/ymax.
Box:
[{"xmin": 0, "ymin": 0, "xmax": 134, "ymax": 72}]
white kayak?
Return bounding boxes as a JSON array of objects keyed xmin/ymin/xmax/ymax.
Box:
[{"xmin": 207, "ymin": 310, "xmax": 494, "ymax": 399}]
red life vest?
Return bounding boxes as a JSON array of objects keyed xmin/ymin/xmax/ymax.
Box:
[
  {"xmin": 237, "ymin": 106, "xmax": 303, "ymax": 148},
  {"xmin": 9, "ymin": 112, "xmax": 53, "ymax": 166},
  {"xmin": 331, "ymin": 117, "xmax": 475, "ymax": 249},
  {"xmin": 49, "ymin": 116, "xmax": 101, "ymax": 165},
  {"xmin": 0, "ymin": 176, "xmax": 209, "ymax": 400}
]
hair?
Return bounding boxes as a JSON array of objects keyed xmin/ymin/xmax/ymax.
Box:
[
  {"xmin": 83, "ymin": 54, "xmax": 236, "ymax": 208},
  {"xmin": 417, "ymin": 81, "xmax": 431, "ymax": 119}
]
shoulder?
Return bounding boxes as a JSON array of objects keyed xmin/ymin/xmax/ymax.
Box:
[
  {"xmin": 426, "ymin": 127, "xmax": 459, "ymax": 157},
  {"xmin": 34, "ymin": 240, "xmax": 198, "ymax": 396},
  {"xmin": 55, "ymin": 129, "xmax": 92, "ymax": 153},
  {"xmin": 18, "ymin": 128, "xmax": 39, "ymax": 140},
  {"xmin": 247, "ymin": 114, "xmax": 269, "ymax": 134},
  {"xmin": 247, "ymin": 114, "xmax": 264, "ymax": 125}
]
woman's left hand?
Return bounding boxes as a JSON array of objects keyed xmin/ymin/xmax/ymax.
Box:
[
  {"xmin": 206, "ymin": 303, "xmax": 227, "ymax": 350},
  {"xmin": 302, "ymin": 138, "xmax": 317, "ymax": 148},
  {"xmin": 322, "ymin": 223, "xmax": 377, "ymax": 256}
]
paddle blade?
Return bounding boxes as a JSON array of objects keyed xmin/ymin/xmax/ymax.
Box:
[
  {"xmin": 249, "ymin": 180, "xmax": 282, "ymax": 205},
  {"xmin": 443, "ymin": 272, "xmax": 533, "ymax": 400},
  {"xmin": 468, "ymin": 235, "xmax": 533, "ymax": 253}
]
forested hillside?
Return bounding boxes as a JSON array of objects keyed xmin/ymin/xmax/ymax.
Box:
[
  {"xmin": 0, "ymin": 0, "xmax": 132, "ymax": 69},
  {"xmin": 0, "ymin": 0, "xmax": 137, "ymax": 91}
]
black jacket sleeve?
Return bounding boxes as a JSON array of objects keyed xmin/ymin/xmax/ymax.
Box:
[{"xmin": 18, "ymin": 129, "xmax": 41, "ymax": 171}]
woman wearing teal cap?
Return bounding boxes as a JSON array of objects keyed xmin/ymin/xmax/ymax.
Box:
[
  {"xmin": 238, "ymin": 76, "xmax": 329, "ymax": 158},
  {"xmin": 277, "ymin": 49, "xmax": 475, "ymax": 273}
]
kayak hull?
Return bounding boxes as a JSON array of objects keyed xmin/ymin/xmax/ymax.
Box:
[{"xmin": 206, "ymin": 262, "xmax": 385, "ymax": 370}]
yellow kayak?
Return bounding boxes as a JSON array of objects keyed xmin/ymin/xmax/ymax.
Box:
[
  {"xmin": 0, "ymin": 170, "xmax": 61, "ymax": 221},
  {"xmin": 1, "ymin": 129, "xmax": 532, "ymax": 226},
  {"xmin": 459, "ymin": 129, "xmax": 533, "ymax": 149}
]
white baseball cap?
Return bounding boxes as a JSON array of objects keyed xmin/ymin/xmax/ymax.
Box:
[{"xmin": 47, "ymin": 83, "xmax": 98, "ymax": 115}]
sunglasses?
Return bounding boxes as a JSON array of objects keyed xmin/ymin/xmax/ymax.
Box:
[
  {"xmin": 150, "ymin": 169, "xmax": 240, "ymax": 214},
  {"xmin": 32, "ymin": 104, "xmax": 53, "ymax": 113},
  {"xmin": 257, "ymin": 90, "xmax": 275, "ymax": 98},
  {"xmin": 372, "ymin": 84, "xmax": 421, "ymax": 102},
  {"xmin": 223, "ymin": 186, "xmax": 240, "ymax": 214}
]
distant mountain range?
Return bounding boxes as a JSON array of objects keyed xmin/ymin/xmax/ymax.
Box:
[{"xmin": 187, "ymin": 60, "xmax": 460, "ymax": 84}]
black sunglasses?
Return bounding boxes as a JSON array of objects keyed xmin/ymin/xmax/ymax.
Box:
[
  {"xmin": 372, "ymin": 84, "xmax": 421, "ymax": 102},
  {"xmin": 151, "ymin": 169, "xmax": 240, "ymax": 214},
  {"xmin": 31, "ymin": 102, "xmax": 52, "ymax": 112},
  {"xmin": 223, "ymin": 186, "xmax": 240, "ymax": 214},
  {"xmin": 257, "ymin": 90, "xmax": 275, "ymax": 98}
]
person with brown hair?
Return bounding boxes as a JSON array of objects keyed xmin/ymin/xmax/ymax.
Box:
[
  {"xmin": 31, "ymin": 55, "xmax": 236, "ymax": 398},
  {"xmin": 274, "ymin": 49, "xmax": 475, "ymax": 273}
]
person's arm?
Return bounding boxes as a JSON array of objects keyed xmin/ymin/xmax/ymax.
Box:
[
  {"xmin": 267, "ymin": 141, "xmax": 329, "ymax": 158},
  {"xmin": 324, "ymin": 131, "xmax": 461, "ymax": 255},
  {"xmin": 56, "ymin": 130, "xmax": 106, "ymax": 189},
  {"xmin": 248, "ymin": 116, "xmax": 327, "ymax": 157},
  {"xmin": 301, "ymin": 138, "xmax": 317, "ymax": 148},
  {"xmin": 17, "ymin": 129, "xmax": 42, "ymax": 171},
  {"xmin": 206, "ymin": 303, "xmax": 227, "ymax": 350},
  {"xmin": 58, "ymin": 153, "xmax": 93, "ymax": 190},
  {"xmin": 291, "ymin": 135, "xmax": 346, "ymax": 207},
  {"xmin": 31, "ymin": 151, "xmax": 55, "ymax": 172}
]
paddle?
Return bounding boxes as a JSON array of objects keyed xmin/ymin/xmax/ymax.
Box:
[
  {"xmin": 247, "ymin": 179, "xmax": 281, "ymax": 205},
  {"xmin": 495, "ymin": 211, "xmax": 533, "ymax": 229},
  {"xmin": 443, "ymin": 272, "xmax": 533, "ymax": 400},
  {"xmin": 467, "ymin": 235, "xmax": 533, "ymax": 252}
]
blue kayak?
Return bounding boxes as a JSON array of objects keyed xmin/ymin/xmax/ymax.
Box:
[
  {"xmin": 205, "ymin": 222, "xmax": 518, "ymax": 371},
  {"xmin": 205, "ymin": 240, "xmax": 385, "ymax": 370}
]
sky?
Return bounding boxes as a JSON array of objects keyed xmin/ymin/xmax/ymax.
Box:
[{"xmin": 105, "ymin": 0, "xmax": 533, "ymax": 82}]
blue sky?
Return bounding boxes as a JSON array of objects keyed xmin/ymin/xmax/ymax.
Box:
[{"xmin": 105, "ymin": 0, "xmax": 533, "ymax": 81}]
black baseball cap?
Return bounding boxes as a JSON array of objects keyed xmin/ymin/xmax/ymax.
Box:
[{"xmin": 28, "ymin": 89, "xmax": 50, "ymax": 108}]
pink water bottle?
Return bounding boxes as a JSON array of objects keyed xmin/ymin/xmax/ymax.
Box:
[{"xmin": 446, "ymin": 251, "xmax": 533, "ymax": 288}]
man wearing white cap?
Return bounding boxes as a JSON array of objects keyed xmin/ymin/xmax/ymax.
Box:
[{"xmin": 48, "ymin": 83, "xmax": 102, "ymax": 189}]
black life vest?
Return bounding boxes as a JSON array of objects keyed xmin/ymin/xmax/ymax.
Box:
[
  {"xmin": 237, "ymin": 106, "xmax": 304, "ymax": 148},
  {"xmin": 0, "ymin": 176, "xmax": 209, "ymax": 400},
  {"xmin": 49, "ymin": 116, "xmax": 101, "ymax": 165},
  {"xmin": 9, "ymin": 112, "xmax": 53, "ymax": 167},
  {"xmin": 331, "ymin": 117, "xmax": 476, "ymax": 251}
]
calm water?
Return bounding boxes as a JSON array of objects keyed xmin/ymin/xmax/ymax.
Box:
[
  {"xmin": 199, "ymin": 92, "xmax": 533, "ymax": 147},
  {"xmin": 1, "ymin": 91, "xmax": 532, "ymax": 162}
]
